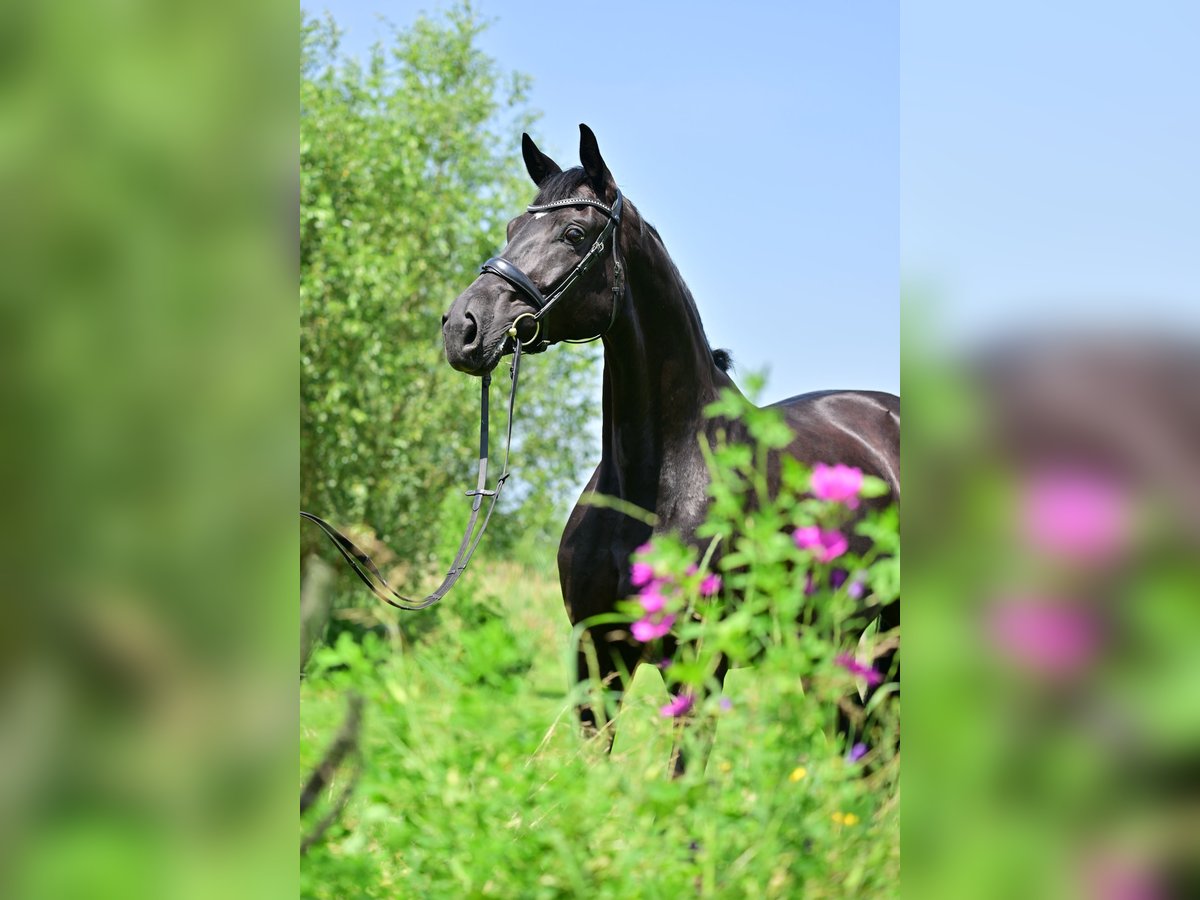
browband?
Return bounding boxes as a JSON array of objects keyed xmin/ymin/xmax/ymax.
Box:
[{"xmin": 527, "ymin": 195, "xmax": 622, "ymax": 220}]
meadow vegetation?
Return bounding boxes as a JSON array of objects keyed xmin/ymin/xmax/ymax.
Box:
[
  {"xmin": 301, "ymin": 387, "xmax": 900, "ymax": 898},
  {"xmin": 301, "ymin": 568, "xmax": 899, "ymax": 897}
]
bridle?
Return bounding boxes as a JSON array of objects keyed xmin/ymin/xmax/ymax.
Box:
[
  {"xmin": 300, "ymin": 190, "xmax": 626, "ymax": 611},
  {"xmin": 480, "ymin": 189, "xmax": 625, "ymax": 350}
]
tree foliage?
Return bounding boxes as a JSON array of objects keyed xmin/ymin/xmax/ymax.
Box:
[{"xmin": 301, "ymin": 6, "xmax": 599, "ymax": 580}]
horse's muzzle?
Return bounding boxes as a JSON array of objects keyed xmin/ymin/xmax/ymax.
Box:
[{"xmin": 443, "ymin": 292, "xmax": 508, "ymax": 375}]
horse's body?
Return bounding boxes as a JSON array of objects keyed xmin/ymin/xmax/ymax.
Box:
[{"xmin": 443, "ymin": 126, "xmax": 899, "ymax": 748}]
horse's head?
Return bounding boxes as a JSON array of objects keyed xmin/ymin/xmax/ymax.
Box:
[{"xmin": 442, "ymin": 125, "xmax": 625, "ymax": 376}]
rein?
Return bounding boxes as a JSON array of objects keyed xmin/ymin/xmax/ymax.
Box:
[
  {"xmin": 300, "ymin": 341, "xmax": 523, "ymax": 611},
  {"xmin": 300, "ymin": 190, "xmax": 627, "ymax": 611}
]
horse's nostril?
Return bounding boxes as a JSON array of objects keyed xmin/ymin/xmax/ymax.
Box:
[
  {"xmin": 441, "ymin": 313, "xmax": 449, "ymax": 327},
  {"xmin": 462, "ymin": 312, "xmax": 478, "ymax": 346}
]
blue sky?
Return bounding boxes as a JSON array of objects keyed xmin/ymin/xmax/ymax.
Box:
[
  {"xmin": 903, "ymin": 2, "xmax": 1200, "ymax": 347},
  {"xmin": 302, "ymin": 0, "xmax": 900, "ymax": 399}
]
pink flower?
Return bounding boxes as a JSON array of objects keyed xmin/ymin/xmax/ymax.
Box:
[
  {"xmin": 699, "ymin": 573, "xmax": 722, "ymax": 596},
  {"xmin": 1081, "ymin": 851, "xmax": 1161, "ymax": 900},
  {"xmin": 630, "ymin": 560, "xmax": 655, "ymax": 588},
  {"xmin": 811, "ymin": 463, "xmax": 864, "ymax": 508},
  {"xmin": 659, "ymin": 693, "xmax": 694, "ymax": 718},
  {"xmin": 631, "ymin": 613, "xmax": 675, "ymax": 643},
  {"xmin": 835, "ymin": 652, "xmax": 883, "ymax": 686},
  {"xmin": 638, "ymin": 585, "xmax": 666, "ymax": 614},
  {"xmin": 793, "ymin": 526, "xmax": 849, "ymax": 563},
  {"xmin": 1022, "ymin": 470, "xmax": 1129, "ymax": 561},
  {"xmin": 986, "ymin": 598, "xmax": 1100, "ymax": 678}
]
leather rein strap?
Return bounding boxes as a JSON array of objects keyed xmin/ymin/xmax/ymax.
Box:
[
  {"xmin": 300, "ymin": 341, "xmax": 523, "ymax": 611},
  {"xmin": 300, "ymin": 191, "xmax": 625, "ymax": 612}
]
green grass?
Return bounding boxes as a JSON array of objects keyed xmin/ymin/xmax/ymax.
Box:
[{"xmin": 301, "ymin": 560, "xmax": 899, "ymax": 899}]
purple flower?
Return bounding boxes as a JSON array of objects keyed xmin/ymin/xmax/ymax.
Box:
[
  {"xmin": 793, "ymin": 526, "xmax": 849, "ymax": 563},
  {"xmin": 832, "ymin": 569, "xmax": 867, "ymax": 599},
  {"xmin": 846, "ymin": 742, "xmax": 868, "ymax": 763},
  {"xmin": 835, "ymin": 652, "xmax": 883, "ymax": 686},
  {"xmin": 659, "ymin": 693, "xmax": 695, "ymax": 718},
  {"xmin": 811, "ymin": 463, "xmax": 864, "ymax": 508},
  {"xmin": 631, "ymin": 613, "xmax": 676, "ymax": 643},
  {"xmin": 719, "ymin": 697, "xmax": 733, "ymax": 711},
  {"xmin": 699, "ymin": 573, "xmax": 722, "ymax": 596}
]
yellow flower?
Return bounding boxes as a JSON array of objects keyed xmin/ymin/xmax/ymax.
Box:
[
  {"xmin": 718, "ymin": 761, "xmax": 732, "ymax": 773},
  {"xmin": 844, "ymin": 813, "xmax": 860, "ymax": 826},
  {"xmin": 789, "ymin": 766, "xmax": 807, "ymax": 782},
  {"xmin": 831, "ymin": 811, "xmax": 845, "ymax": 824}
]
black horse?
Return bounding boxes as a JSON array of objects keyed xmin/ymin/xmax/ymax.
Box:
[{"xmin": 443, "ymin": 125, "xmax": 899, "ymax": 758}]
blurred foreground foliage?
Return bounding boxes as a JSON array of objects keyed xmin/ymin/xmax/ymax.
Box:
[
  {"xmin": 903, "ymin": 310, "xmax": 1200, "ymax": 899},
  {"xmin": 300, "ymin": 6, "xmax": 599, "ymax": 582},
  {"xmin": 1, "ymin": 1, "xmax": 296, "ymax": 899}
]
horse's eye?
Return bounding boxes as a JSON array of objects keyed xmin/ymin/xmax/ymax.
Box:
[{"xmin": 564, "ymin": 225, "xmax": 586, "ymax": 245}]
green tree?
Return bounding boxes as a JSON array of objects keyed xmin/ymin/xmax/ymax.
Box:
[{"xmin": 301, "ymin": 7, "xmax": 599, "ymax": 590}]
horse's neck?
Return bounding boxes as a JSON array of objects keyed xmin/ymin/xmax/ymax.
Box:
[{"xmin": 598, "ymin": 227, "xmax": 730, "ymax": 524}]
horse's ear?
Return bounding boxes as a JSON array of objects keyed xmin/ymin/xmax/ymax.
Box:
[
  {"xmin": 522, "ymin": 133, "xmax": 561, "ymax": 187},
  {"xmin": 578, "ymin": 123, "xmax": 616, "ymax": 201}
]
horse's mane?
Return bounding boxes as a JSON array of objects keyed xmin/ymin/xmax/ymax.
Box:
[{"xmin": 533, "ymin": 169, "xmax": 733, "ymax": 374}]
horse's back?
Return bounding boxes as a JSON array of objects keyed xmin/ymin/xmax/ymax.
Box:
[
  {"xmin": 773, "ymin": 388, "xmax": 899, "ymax": 417},
  {"xmin": 770, "ymin": 389, "xmax": 900, "ymax": 501}
]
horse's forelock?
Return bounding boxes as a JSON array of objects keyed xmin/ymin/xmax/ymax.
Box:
[{"xmin": 533, "ymin": 168, "xmax": 592, "ymax": 205}]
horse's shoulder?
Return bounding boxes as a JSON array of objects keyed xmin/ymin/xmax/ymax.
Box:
[{"xmin": 558, "ymin": 467, "xmax": 645, "ymax": 566}]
